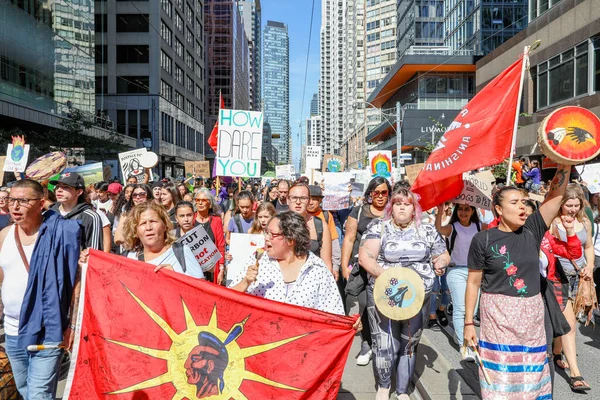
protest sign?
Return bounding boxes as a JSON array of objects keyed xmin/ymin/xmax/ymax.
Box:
[
  {"xmin": 352, "ymin": 169, "xmax": 371, "ymax": 188},
  {"xmin": 176, "ymin": 224, "xmax": 222, "ymax": 271},
  {"xmin": 576, "ymin": 163, "xmax": 600, "ymax": 193},
  {"xmin": 350, "ymin": 182, "xmax": 364, "ymax": 198},
  {"xmin": 216, "ymin": 109, "xmax": 263, "ymax": 177},
  {"xmin": 65, "ymin": 163, "xmax": 104, "ymax": 186},
  {"xmin": 0, "ymin": 156, "xmax": 5, "ymax": 185},
  {"xmin": 306, "ymin": 146, "xmax": 322, "ymax": 169},
  {"xmin": 118, "ymin": 148, "xmax": 153, "ymax": 184},
  {"xmin": 226, "ymin": 233, "xmax": 265, "ymax": 287},
  {"xmin": 322, "ymin": 154, "xmax": 344, "ymax": 172},
  {"xmin": 51, "ymin": 147, "xmax": 85, "ymax": 168},
  {"xmin": 322, "ymin": 172, "xmax": 353, "ymax": 210},
  {"xmin": 369, "ymin": 151, "xmax": 393, "ymax": 178},
  {"xmin": 528, "ymin": 193, "xmax": 546, "ymax": 203},
  {"xmin": 405, "ymin": 163, "xmax": 424, "ymax": 185},
  {"xmin": 276, "ymin": 164, "xmax": 296, "ymax": 180},
  {"xmin": 452, "ymin": 170, "xmax": 495, "ymax": 210},
  {"xmin": 184, "ymin": 160, "xmax": 210, "ymax": 178},
  {"xmin": 3, "ymin": 136, "xmax": 30, "ymax": 172}
]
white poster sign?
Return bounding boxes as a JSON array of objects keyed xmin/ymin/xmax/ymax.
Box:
[
  {"xmin": 226, "ymin": 233, "xmax": 265, "ymax": 286},
  {"xmin": 306, "ymin": 146, "xmax": 322, "ymax": 170},
  {"xmin": 576, "ymin": 163, "xmax": 600, "ymax": 194},
  {"xmin": 176, "ymin": 224, "xmax": 222, "ymax": 272},
  {"xmin": 452, "ymin": 170, "xmax": 495, "ymax": 210},
  {"xmin": 216, "ymin": 109, "xmax": 263, "ymax": 177},
  {"xmin": 4, "ymin": 143, "xmax": 30, "ymax": 172},
  {"xmin": 118, "ymin": 148, "xmax": 153, "ymax": 184},
  {"xmin": 322, "ymin": 172, "xmax": 354, "ymax": 210},
  {"xmin": 276, "ymin": 164, "xmax": 296, "ymax": 180}
]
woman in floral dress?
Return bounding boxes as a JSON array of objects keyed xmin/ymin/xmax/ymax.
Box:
[{"xmin": 464, "ymin": 164, "xmax": 570, "ymax": 399}]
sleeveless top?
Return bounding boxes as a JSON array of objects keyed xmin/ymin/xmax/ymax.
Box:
[
  {"xmin": 555, "ymin": 222, "xmax": 587, "ymax": 271},
  {"xmin": 450, "ymin": 222, "xmax": 480, "ymax": 266},
  {"xmin": 0, "ymin": 225, "xmax": 36, "ymax": 336}
]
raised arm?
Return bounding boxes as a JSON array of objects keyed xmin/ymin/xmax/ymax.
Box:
[
  {"xmin": 539, "ymin": 164, "xmax": 570, "ymax": 227},
  {"xmin": 435, "ymin": 204, "xmax": 453, "ymax": 237}
]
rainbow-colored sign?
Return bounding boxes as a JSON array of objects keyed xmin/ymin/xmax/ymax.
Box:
[{"xmin": 369, "ymin": 151, "xmax": 392, "ymax": 178}]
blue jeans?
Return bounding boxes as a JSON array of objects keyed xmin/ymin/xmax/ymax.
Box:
[
  {"xmin": 429, "ymin": 271, "xmax": 449, "ymax": 315},
  {"xmin": 5, "ymin": 335, "xmax": 64, "ymax": 399},
  {"xmin": 446, "ymin": 266, "xmax": 479, "ymax": 347}
]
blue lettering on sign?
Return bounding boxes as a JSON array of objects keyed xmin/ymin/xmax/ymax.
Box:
[
  {"xmin": 217, "ymin": 159, "xmax": 259, "ymax": 177},
  {"xmin": 219, "ymin": 110, "xmax": 263, "ymax": 128}
]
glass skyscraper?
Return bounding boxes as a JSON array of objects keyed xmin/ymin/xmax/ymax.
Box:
[{"xmin": 262, "ymin": 21, "xmax": 289, "ymax": 164}]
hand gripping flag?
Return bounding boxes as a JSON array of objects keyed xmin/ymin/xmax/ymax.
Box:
[
  {"xmin": 64, "ymin": 250, "xmax": 355, "ymax": 399},
  {"xmin": 207, "ymin": 93, "xmax": 225, "ymax": 153},
  {"xmin": 411, "ymin": 56, "xmax": 525, "ymax": 211}
]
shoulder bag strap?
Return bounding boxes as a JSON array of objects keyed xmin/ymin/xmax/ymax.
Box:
[{"xmin": 14, "ymin": 225, "xmax": 31, "ymax": 273}]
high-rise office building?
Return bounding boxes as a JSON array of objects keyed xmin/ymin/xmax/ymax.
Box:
[
  {"xmin": 310, "ymin": 93, "xmax": 319, "ymax": 116},
  {"xmin": 262, "ymin": 21, "xmax": 290, "ymax": 164},
  {"xmin": 237, "ymin": 0, "xmax": 261, "ymax": 111},
  {"xmin": 397, "ymin": 0, "xmax": 445, "ymax": 57},
  {"xmin": 444, "ymin": 0, "xmax": 528, "ymax": 55},
  {"xmin": 95, "ymin": 0, "xmax": 207, "ymax": 177}
]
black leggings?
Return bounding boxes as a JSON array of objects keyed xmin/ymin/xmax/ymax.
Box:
[
  {"xmin": 367, "ymin": 284, "xmax": 429, "ymax": 394},
  {"xmin": 345, "ymin": 288, "xmax": 372, "ymax": 348}
]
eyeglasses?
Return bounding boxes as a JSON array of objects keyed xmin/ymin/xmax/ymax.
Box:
[
  {"xmin": 132, "ymin": 192, "xmax": 147, "ymax": 199},
  {"xmin": 264, "ymin": 230, "xmax": 285, "ymax": 239},
  {"xmin": 289, "ymin": 196, "xmax": 309, "ymax": 203},
  {"xmin": 8, "ymin": 197, "xmax": 42, "ymax": 207},
  {"xmin": 371, "ymin": 190, "xmax": 389, "ymax": 198},
  {"xmin": 0, "ymin": 197, "xmax": 8, "ymax": 201}
]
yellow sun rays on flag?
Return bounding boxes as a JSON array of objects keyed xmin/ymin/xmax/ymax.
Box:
[{"xmin": 106, "ymin": 286, "xmax": 307, "ymax": 399}]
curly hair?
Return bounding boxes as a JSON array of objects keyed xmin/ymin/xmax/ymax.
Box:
[
  {"xmin": 122, "ymin": 202, "xmax": 175, "ymax": 251},
  {"xmin": 271, "ymin": 211, "xmax": 310, "ymax": 257},
  {"xmin": 112, "ymin": 183, "xmax": 136, "ymax": 217}
]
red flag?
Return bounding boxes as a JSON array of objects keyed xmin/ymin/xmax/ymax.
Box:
[
  {"xmin": 207, "ymin": 93, "xmax": 225, "ymax": 153},
  {"xmin": 65, "ymin": 251, "xmax": 355, "ymax": 399},
  {"xmin": 411, "ymin": 56, "xmax": 525, "ymax": 211}
]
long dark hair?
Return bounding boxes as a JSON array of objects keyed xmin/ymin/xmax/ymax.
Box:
[
  {"xmin": 448, "ymin": 204, "xmax": 481, "ymax": 226},
  {"xmin": 124, "ymin": 184, "xmax": 153, "ymax": 214},
  {"xmin": 112, "ymin": 183, "xmax": 136, "ymax": 217},
  {"xmin": 364, "ymin": 177, "xmax": 392, "ymax": 204}
]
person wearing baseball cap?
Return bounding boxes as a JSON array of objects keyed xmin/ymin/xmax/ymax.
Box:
[{"xmin": 50, "ymin": 172, "xmax": 103, "ymax": 250}]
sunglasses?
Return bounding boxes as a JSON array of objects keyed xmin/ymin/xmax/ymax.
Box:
[
  {"xmin": 371, "ymin": 190, "xmax": 389, "ymax": 198},
  {"xmin": 132, "ymin": 192, "xmax": 147, "ymax": 199}
]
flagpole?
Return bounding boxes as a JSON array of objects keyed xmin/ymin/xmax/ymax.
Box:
[{"xmin": 506, "ymin": 41, "xmax": 540, "ymax": 186}]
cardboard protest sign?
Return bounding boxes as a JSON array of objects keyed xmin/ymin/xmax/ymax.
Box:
[
  {"xmin": 118, "ymin": 148, "xmax": 153, "ymax": 184},
  {"xmin": 306, "ymin": 146, "xmax": 322, "ymax": 169},
  {"xmin": 576, "ymin": 163, "xmax": 600, "ymax": 193},
  {"xmin": 322, "ymin": 154, "xmax": 344, "ymax": 172},
  {"xmin": 226, "ymin": 233, "xmax": 265, "ymax": 287},
  {"xmin": 528, "ymin": 193, "xmax": 546, "ymax": 203},
  {"xmin": 322, "ymin": 172, "xmax": 353, "ymax": 210},
  {"xmin": 184, "ymin": 161, "xmax": 210, "ymax": 178},
  {"xmin": 276, "ymin": 164, "xmax": 296, "ymax": 180},
  {"xmin": 216, "ymin": 109, "xmax": 263, "ymax": 177},
  {"xmin": 452, "ymin": 170, "xmax": 495, "ymax": 210},
  {"xmin": 176, "ymin": 224, "xmax": 221, "ymax": 271},
  {"xmin": 369, "ymin": 151, "xmax": 393, "ymax": 178},
  {"xmin": 405, "ymin": 163, "xmax": 424, "ymax": 185},
  {"xmin": 3, "ymin": 136, "xmax": 30, "ymax": 172}
]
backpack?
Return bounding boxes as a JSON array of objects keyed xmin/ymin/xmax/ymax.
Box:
[
  {"xmin": 314, "ymin": 216, "xmax": 324, "ymax": 252},
  {"xmin": 447, "ymin": 221, "xmax": 480, "ymax": 255},
  {"xmin": 233, "ymin": 213, "xmax": 245, "ymax": 233},
  {"xmin": 124, "ymin": 242, "xmax": 187, "ymax": 272}
]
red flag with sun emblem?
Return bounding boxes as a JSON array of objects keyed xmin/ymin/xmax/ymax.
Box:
[{"xmin": 64, "ymin": 250, "xmax": 355, "ymax": 400}]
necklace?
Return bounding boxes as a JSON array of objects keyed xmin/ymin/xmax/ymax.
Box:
[
  {"xmin": 392, "ymin": 220, "xmax": 413, "ymax": 230},
  {"xmin": 19, "ymin": 230, "xmax": 39, "ymax": 246}
]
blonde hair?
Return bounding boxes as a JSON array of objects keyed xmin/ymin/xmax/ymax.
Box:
[
  {"xmin": 559, "ymin": 184, "xmax": 586, "ymax": 222},
  {"xmin": 122, "ymin": 202, "xmax": 175, "ymax": 251},
  {"xmin": 249, "ymin": 202, "xmax": 276, "ymax": 234}
]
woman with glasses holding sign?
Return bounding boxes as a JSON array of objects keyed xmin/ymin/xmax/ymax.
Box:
[
  {"xmin": 194, "ymin": 189, "xmax": 225, "ymax": 283},
  {"xmin": 287, "ymin": 183, "xmax": 332, "ymax": 272}
]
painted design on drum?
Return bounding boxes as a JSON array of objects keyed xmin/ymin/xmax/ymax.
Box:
[
  {"xmin": 542, "ymin": 106, "xmax": 600, "ymax": 161},
  {"xmin": 383, "ymin": 277, "xmax": 417, "ymax": 308}
]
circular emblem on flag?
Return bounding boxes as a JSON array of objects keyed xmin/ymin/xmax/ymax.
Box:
[
  {"xmin": 25, "ymin": 151, "xmax": 67, "ymax": 181},
  {"xmin": 538, "ymin": 106, "xmax": 600, "ymax": 165},
  {"xmin": 373, "ymin": 267, "xmax": 425, "ymax": 321}
]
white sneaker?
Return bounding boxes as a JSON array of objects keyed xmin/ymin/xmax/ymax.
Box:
[
  {"xmin": 375, "ymin": 387, "xmax": 390, "ymax": 400},
  {"xmin": 356, "ymin": 349, "xmax": 372, "ymax": 366},
  {"xmin": 461, "ymin": 346, "xmax": 476, "ymax": 362}
]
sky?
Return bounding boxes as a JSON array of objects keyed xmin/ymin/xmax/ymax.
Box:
[{"xmin": 260, "ymin": 0, "xmax": 321, "ymax": 170}]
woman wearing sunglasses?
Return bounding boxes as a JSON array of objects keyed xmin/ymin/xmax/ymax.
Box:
[
  {"xmin": 194, "ymin": 189, "xmax": 225, "ymax": 283},
  {"xmin": 340, "ymin": 177, "xmax": 391, "ymax": 366}
]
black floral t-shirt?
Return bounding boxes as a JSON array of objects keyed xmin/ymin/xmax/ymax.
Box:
[{"xmin": 468, "ymin": 210, "xmax": 547, "ymax": 297}]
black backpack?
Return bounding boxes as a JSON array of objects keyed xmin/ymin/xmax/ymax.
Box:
[
  {"xmin": 447, "ymin": 221, "xmax": 480, "ymax": 255},
  {"xmin": 233, "ymin": 213, "xmax": 245, "ymax": 233},
  {"xmin": 124, "ymin": 242, "xmax": 187, "ymax": 272},
  {"xmin": 314, "ymin": 216, "xmax": 324, "ymax": 252}
]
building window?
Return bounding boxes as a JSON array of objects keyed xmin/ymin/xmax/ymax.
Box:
[
  {"xmin": 195, "ymin": 85, "xmax": 202, "ymax": 100},
  {"xmin": 161, "ymin": 0, "xmax": 172, "ymax": 17},
  {"xmin": 95, "ymin": 14, "xmax": 107, "ymax": 33},
  {"xmin": 175, "ymin": 65, "xmax": 184, "ymax": 84},
  {"xmin": 186, "ymin": 75, "xmax": 193, "ymax": 92},
  {"xmin": 174, "ymin": 12, "xmax": 183, "ymax": 32},
  {"xmin": 117, "ymin": 110, "xmax": 126, "ymax": 135},
  {"xmin": 186, "ymin": 27, "xmax": 194, "ymax": 46},
  {"xmin": 595, "ymin": 38, "xmax": 600, "ymax": 91},
  {"xmin": 185, "ymin": 51, "xmax": 193, "ymax": 69},
  {"xmin": 195, "ymin": 20, "xmax": 203, "ymax": 41},
  {"xmin": 128, "ymin": 110, "xmax": 138, "ymax": 138},
  {"xmin": 195, "ymin": 41, "xmax": 202, "ymax": 58},
  {"xmin": 117, "ymin": 76, "xmax": 149, "ymax": 94},
  {"xmin": 186, "ymin": 100, "xmax": 194, "ymax": 116},
  {"xmin": 175, "ymin": 91, "xmax": 184, "ymax": 108},
  {"xmin": 175, "ymin": 39, "xmax": 184, "ymax": 58},
  {"xmin": 176, "ymin": 121, "xmax": 185, "ymax": 147},
  {"xmin": 160, "ymin": 51, "xmax": 172, "ymax": 74},
  {"xmin": 95, "ymin": 45, "xmax": 108, "ymax": 64},
  {"xmin": 195, "ymin": 63, "xmax": 203, "ymax": 80},
  {"xmin": 140, "ymin": 110, "xmax": 150, "ymax": 139},
  {"xmin": 195, "ymin": 130, "xmax": 203, "ymax": 153},
  {"xmin": 162, "ymin": 112, "xmax": 173, "ymax": 143},
  {"xmin": 161, "ymin": 80, "xmax": 173, "ymax": 102},
  {"xmin": 95, "ymin": 76, "xmax": 108, "ymax": 94},
  {"xmin": 535, "ymin": 40, "xmax": 591, "ymax": 110},
  {"xmin": 116, "ymin": 14, "xmax": 149, "ymax": 32},
  {"xmin": 161, "ymin": 21, "xmax": 172, "ymax": 46},
  {"xmin": 186, "ymin": 127, "xmax": 196, "ymax": 151},
  {"xmin": 116, "ymin": 45, "xmax": 150, "ymax": 63},
  {"xmin": 185, "ymin": 2, "xmax": 194, "ymax": 25},
  {"xmin": 176, "ymin": 0, "xmax": 183, "ymax": 9}
]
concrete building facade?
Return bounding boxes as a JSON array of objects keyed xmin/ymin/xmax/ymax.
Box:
[{"xmin": 237, "ymin": 0, "xmax": 261, "ymax": 111}]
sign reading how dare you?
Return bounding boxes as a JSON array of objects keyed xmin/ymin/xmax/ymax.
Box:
[{"xmin": 216, "ymin": 109, "xmax": 263, "ymax": 177}]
